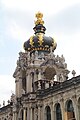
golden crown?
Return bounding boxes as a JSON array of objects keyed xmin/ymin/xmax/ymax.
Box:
[{"xmin": 35, "ymin": 12, "xmax": 44, "ymax": 25}]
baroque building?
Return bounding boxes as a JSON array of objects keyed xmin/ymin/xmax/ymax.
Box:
[{"xmin": 0, "ymin": 12, "xmax": 80, "ymax": 120}]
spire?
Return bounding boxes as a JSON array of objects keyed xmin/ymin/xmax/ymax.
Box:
[
  {"xmin": 33, "ymin": 12, "xmax": 46, "ymax": 34},
  {"xmin": 24, "ymin": 12, "xmax": 57, "ymax": 53}
]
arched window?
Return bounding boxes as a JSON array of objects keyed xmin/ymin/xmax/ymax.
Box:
[
  {"xmin": 45, "ymin": 106, "xmax": 51, "ymax": 120},
  {"xmin": 56, "ymin": 103, "xmax": 62, "ymax": 120},
  {"xmin": 65, "ymin": 100, "xmax": 76, "ymax": 120}
]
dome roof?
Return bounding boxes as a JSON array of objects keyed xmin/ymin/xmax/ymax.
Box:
[
  {"xmin": 24, "ymin": 34, "xmax": 56, "ymax": 53},
  {"xmin": 23, "ymin": 12, "xmax": 57, "ymax": 54}
]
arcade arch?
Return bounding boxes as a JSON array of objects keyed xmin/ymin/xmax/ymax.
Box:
[{"xmin": 65, "ymin": 99, "xmax": 76, "ymax": 120}]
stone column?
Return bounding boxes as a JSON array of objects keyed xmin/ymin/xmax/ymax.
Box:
[
  {"xmin": 53, "ymin": 110, "xmax": 56, "ymax": 120},
  {"xmin": 18, "ymin": 77, "xmax": 22, "ymax": 97},
  {"xmin": 30, "ymin": 108, "xmax": 32, "ymax": 120},
  {"xmin": 74, "ymin": 105, "xmax": 79, "ymax": 120},
  {"xmin": 27, "ymin": 107, "xmax": 30, "ymax": 120},
  {"xmin": 60, "ymin": 98, "xmax": 65, "ymax": 120},
  {"xmin": 23, "ymin": 108, "xmax": 26, "ymax": 120},
  {"xmin": 34, "ymin": 108, "xmax": 38, "ymax": 120},
  {"xmin": 73, "ymin": 96, "xmax": 79, "ymax": 120},
  {"xmin": 26, "ymin": 74, "xmax": 27, "ymax": 93},
  {"xmin": 50, "ymin": 102, "xmax": 53, "ymax": 120},
  {"xmin": 13, "ymin": 112, "xmax": 15, "ymax": 120},
  {"xmin": 13, "ymin": 111, "xmax": 17, "ymax": 120},
  {"xmin": 15, "ymin": 78, "xmax": 19, "ymax": 97},
  {"xmin": 15, "ymin": 76, "xmax": 22, "ymax": 98},
  {"xmin": 38, "ymin": 69, "xmax": 42, "ymax": 80},
  {"xmin": 13, "ymin": 105, "xmax": 17, "ymax": 120},
  {"xmin": 38, "ymin": 106, "xmax": 41, "ymax": 120},
  {"xmin": 27, "ymin": 72, "xmax": 32, "ymax": 93},
  {"xmin": 33, "ymin": 108, "xmax": 35, "ymax": 120},
  {"xmin": 42, "ymin": 106, "xmax": 45, "ymax": 120},
  {"xmin": 15, "ymin": 112, "xmax": 17, "ymax": 120},
  {"xmin": 34, "ymin": 71, "xmax": 37, "ymax": 82},
  {"xmin": 40, "ymin": 106, "xmax": 43, "ymax": 120}
]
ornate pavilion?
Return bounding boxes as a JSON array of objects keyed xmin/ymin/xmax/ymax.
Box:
[{"xmin": 0, "ymin": 12, "xmax": 80, "ymax": 120}]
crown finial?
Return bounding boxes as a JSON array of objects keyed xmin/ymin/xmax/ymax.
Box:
[{"xmin": 35, "ymin": 12, "xmax": 44, "ymax": 25}]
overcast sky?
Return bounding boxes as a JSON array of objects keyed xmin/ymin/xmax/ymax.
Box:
[{"xmin": 0, "ymin": 0, "xmax": 80, "ymax": 105}]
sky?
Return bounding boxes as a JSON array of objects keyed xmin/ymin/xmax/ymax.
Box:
[{"xmin": 0, "ymin": 0, "xmax": 80, "ymax": 106}]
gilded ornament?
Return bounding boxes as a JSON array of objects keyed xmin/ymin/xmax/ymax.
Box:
[
  {"xmin": 38, "ymin": 34, "xmax": 44, "ymax": 46},
  {"xmin": 36, "ymin": 12, "xmax": 43, "ymax": 19},
  {"xmin": 30, "ymin": 36, "xmax": 34, "ymax": 46},
  {"xmin": 52, "ymin": 38, "xmax": 57, "ymax": 49},
  {"xmin": 35, "ymin": 12, "xmax": 44, "ymax": 25}
]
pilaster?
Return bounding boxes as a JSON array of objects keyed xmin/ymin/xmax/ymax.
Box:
[
  {"xmin": 13, "ymin": 112, "xmax": 15, "ymax": 120},
  {"xmin": 72, "ymin": 95, "xmax": 79, "ymax": 120},
  {"xmin": 30, "ymin": 108, "xmax": 32, "ymax": 120},
  {"xmin": 13, "ymin": 106, "xmax": 17, "ymax": 120},
  {"xmin": 60, "ymin": 98, "xmax": 65, "ymax": 120},
  {"xmin": 50, "ymin": 102, "xmax": 54, "ymax": 120},
  {"xmin": 38, "ymin": 106, "xmax": 41, "ymax": 120},
  {"xmin": 27, "ymin": 107, "xmax": 30, "ymax": 120},
  {"xmin": 38, "ymin": 69, "xmax": 42, "ymax": 80},
  {"xmin": 42, "ymin": 106, "xmax": 45, "ymax": 120},
  {"xmin": 23, "ymin": 108, "xmax": 26, "ymax": 120},
  {"xmin": 34, "ymin": 107, "xmax": 38, "ymax": 120},
  {"xmin": 18, "ymin": 76, "xmax": 22, "ymax": 97},
  {"xmin": 27, "ymin": 71, "xmax": 32, "ymax": 93}
]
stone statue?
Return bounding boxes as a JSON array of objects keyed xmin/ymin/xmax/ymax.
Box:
[
  {"xmin": 72, "ymin": 70, "xmax": 76, "ymax": 77},
  {"xmin": 35, "ymin": 50, "xmax": 38, "ymax": 59},
  {"xmin": 41, "ymin": 52, "xmax": 44, "ymax": 59},
  {"xmin": 55, "ymin": 55, "xmax": 67, "ymax": 68},
  {"xmin": 13, "ymin": 60, "xmax": 21, "ymax": 77},
  {"xmin": 19, "ymin": 52, "xmax": 27, "ymax": 70},
  {"xmin": 61, "ymin": 55, "xmax": 65, "ymax": 63},
  {"xmin": 31, "ymin": 53, "xmax": 35, "ymax": 61},
  {"xmin": 58, "ymin": 73, "xmax": 64, "ymax": 82}
]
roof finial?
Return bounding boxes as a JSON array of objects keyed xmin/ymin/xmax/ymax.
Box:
[{"xmin": 35, "ymin": 12, "xmax": 44, "ymax": 25}]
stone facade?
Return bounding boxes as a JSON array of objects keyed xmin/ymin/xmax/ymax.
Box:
[{"xmin": 0, "ymin": 12, "xmax": 80, "ymax": 120}]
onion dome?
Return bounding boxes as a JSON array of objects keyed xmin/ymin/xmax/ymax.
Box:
[{"xmin": 24, "ymin": 12, "xmax": 57, "ymax": 54}]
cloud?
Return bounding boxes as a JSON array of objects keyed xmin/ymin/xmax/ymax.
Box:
[
  {"xmin": 54, "ymin": 31, "xmax": 80, "ymax": 77},
  {"xmin": 6, "ymin": 20, "xmax": 28, "ymax": 41},
  {"xmin": 46, "ymin": 3, "xmax": 80, "ymax": 34},
  {"xmin": 1, "ymin": 0, "xmax": 80, "ymax": 15}
]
